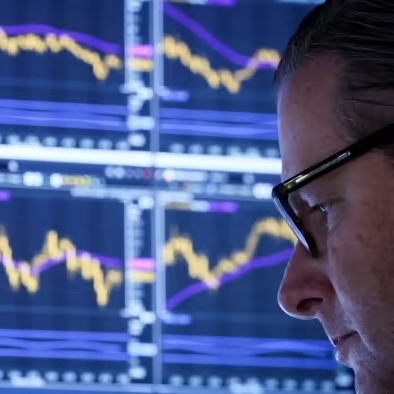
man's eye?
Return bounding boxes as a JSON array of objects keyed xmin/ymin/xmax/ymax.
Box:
[
  {"xmin": 310, "ymin": 202, "xmax": 332, "ymax": 214},
  {"xmin": 317, "ymin": 203, "xmax": 331, "ymax": 213}
]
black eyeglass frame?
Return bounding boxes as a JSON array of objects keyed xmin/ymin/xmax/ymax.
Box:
[{"xmin": 271, "ymin": 123, "xmax": 394, "ymax": 257}]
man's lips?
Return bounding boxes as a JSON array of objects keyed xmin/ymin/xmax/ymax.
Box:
[{"xmin": 330, "ymin": 331, "xmax": 357, "ymax": 347}]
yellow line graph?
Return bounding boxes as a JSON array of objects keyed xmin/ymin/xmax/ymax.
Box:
[
  {"xmin": 0, "ymin": 28, "xmax": 279, "ymax": 91},
  {"xmin": 130, "ymin": 36, "xmax": 280, "ymax": 93},
  {"xmin": 163, "ymin": 217, "xmax": 296, "ymax": 288},
  {"xmin": 0, "ymin": 228, "xmax": 122, "ymax": 307},
  {"xmin": 160, "ymin": 36, "xmax": 280, "ymax": 93},
  {"xmin": 0, "ymin": 29, "xmax": 122, "ymax": 80}
]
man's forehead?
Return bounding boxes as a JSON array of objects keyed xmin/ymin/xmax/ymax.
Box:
[{"xmin": 277, "ymin": 58, "xmax": 346, "ymax": 181}]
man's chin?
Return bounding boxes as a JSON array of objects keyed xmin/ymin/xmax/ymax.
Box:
[{"xmin": 354, "ymin": 366, "xmax": 393, "ymax": 394}]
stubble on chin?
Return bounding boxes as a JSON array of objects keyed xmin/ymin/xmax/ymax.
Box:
[{"xmin": 354, "ymin": 365, "xmax": 394, "ymax": 394}]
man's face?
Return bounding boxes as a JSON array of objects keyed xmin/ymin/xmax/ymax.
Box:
[{"xmin": 277, "ymin": 57, "xmax": 394, "ymax": 393}]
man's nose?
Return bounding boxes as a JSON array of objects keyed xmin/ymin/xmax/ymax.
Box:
[{"xmin": 277, "ymin": 243, "xmax": 334, "ymax": 320}]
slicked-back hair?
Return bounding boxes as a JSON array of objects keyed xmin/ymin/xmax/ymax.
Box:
[{"xmin": 275, "ymin": 0, "xmax": 394, "ymax": 143}]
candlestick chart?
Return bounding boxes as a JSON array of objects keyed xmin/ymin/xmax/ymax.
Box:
[{"xmin": 162, "ymin": 201, "xmax": 334, "ymax": 387}]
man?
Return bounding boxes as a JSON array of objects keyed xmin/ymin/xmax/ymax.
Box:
[{"xmin": 271, "ymin": 0, "xmax": 394, "ymax": 393}]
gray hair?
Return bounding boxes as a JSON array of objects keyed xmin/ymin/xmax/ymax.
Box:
[{"xmin": 275, "ymin": 0, "xmax": 394, "ymax": 141}]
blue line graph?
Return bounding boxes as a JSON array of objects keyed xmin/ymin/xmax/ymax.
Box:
[
  {"xmin": 0, "ymin": 328, "xmax": 128, "ymax": 361},
  {"xmin": 163, "ymin": 3, "xmax": 272, "ymax": 69},
  {"xmin": 163, "ymin": 354, "xmax": 336, "ymax": 370},
  {"xmin": 162, "ymin": 334, "xmax": 336, "ymax": 370},
  {"xmin": 2, "ymin": 24, "xmax": 121, "ymax": 55},
  {"xmin": 163, "ymin": 335, "xmax": 332, "ymax": 357},
  {"xmin": 0, "ymin": 98, "xmax": 279, "ymax": 139},
  {"xmin": 166, "ymin": 249, "xmax": 292, "ymax": 310},
  {"xmin": 0, "ymin": 99, "xmax": 126, "ymax": 131}
]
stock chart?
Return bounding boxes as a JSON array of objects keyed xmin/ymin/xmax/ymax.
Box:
[
  {"xmin": 0, "ymin": 0, "xmax": 354, "ymax": 392},
  {"xmin": 0, "ymin": 0, "xmax": 123, "ymax": 100},
  {"xmin": 0, "ymin": 0, "xmax": 140, "ymax": 153},
  {"xmin": 0, "ymin": 186, "xmax": 131, "ymax": 383},
  {"xmin": 0, "ymin": 0, "xmax": 315, "ymax": 156},
  {"xmin": 162, "ymin": 198, "xmax": 336, "ymax": 391},
  {"xmin": 155, "ymin": 0, "xmax": 316, "ymax": 155}
]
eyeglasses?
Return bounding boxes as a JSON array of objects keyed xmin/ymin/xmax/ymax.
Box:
[{"xmin": 271, "ymin": 123, "xmax": 394, "ymax": 257}]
